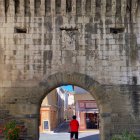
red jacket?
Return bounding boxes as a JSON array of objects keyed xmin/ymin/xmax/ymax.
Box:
[{"xmin": 69, "ymin": 119, "xmax": 79, "ymax": 132}]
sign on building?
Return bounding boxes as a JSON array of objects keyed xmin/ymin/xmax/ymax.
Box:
[{"xmin": 43, "ymin": 120, "xmax": 49, "ymax": 130}]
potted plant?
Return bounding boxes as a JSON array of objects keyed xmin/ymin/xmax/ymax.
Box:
[{"xmin": 3, "ymin": 120, "xmax": 20, "ymax": 140}]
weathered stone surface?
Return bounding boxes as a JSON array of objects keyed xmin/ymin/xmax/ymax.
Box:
[{"xmin": 0, "ymin": 0, "xmax": 140, "ymax": 140}]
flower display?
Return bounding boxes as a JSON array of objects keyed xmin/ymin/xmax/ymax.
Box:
[{"xmin": 3, "ymin": 120, "xmax": 20, "ymax": 140}]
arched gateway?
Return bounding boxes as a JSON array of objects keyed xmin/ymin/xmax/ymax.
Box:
[
  {"xmin": 0, "ymin": 0, "xmax": 140, "ymax": 140},
  {"xmin": 38, "ymin": 72, "xmax": 109, "ymax": 140}
]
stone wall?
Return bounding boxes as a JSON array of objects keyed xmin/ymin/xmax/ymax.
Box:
[{"xmin": 0, "ymin": 0, "xmax": 140, "ymax": 140}]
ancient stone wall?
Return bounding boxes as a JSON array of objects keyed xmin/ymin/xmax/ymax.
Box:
[{"xmin": 0, "ymin": 0, "xmax": 140, "ymax": 140}]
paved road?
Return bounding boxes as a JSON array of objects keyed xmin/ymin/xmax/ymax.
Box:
[
  {"xmin": 39, "ymin": 131, "xmax": 99, "ymax": 140},
  {"xmin": 39, "ymin": 121, "xmax": 99, "ymax": 140}
]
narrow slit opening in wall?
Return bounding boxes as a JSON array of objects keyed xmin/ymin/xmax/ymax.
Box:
[
  {"xmin": 5, "ymin": 0, "xmax": 9, "ymax": 14},
  {"xmin": 85, "ymin": 0, "xmax": 91, "ymax": 14},
  {"xmin": 110, "ymin": 27, "xmax": 124, "ymax": 34},
  {"xmin": 14, "ymin": 0, "xmax": 20, "ymax": 15},
  {"xmin": 14, "ymin": 27, "xmax": 27, "ymax": 33},
  {"xmin": 24, "ymin": 0, "xmax": 30, "ymax": 16},
  {"xmin": 116, "ymin": 0, "xmax": 121, "ymax": 16},
  {"xmin": 66, "ymin": 0, "xmax": 72, "ymax": 13},
  {"xmin": 55, "ymin": 0, "xmax": 61, "ymax": 14},
  {"xmin": 35, "ymin": 0, "xmax": 41, "ymax": 16},
  {"xmin": 106, "ymin": 0, "xmax": 111, "ymax": 13},
  {"xmin": 45, "ymin": 0, "xmax": 51, "ymax": 14},
  {"xmin": 76, "ymin": 0, "xmax": 82, "ymax": 15},
  {"xmin": 132, "ymin": 76, "xmax": 137, "ymax": 85}
]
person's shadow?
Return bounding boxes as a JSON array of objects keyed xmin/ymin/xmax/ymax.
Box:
[{"xmin": 79, "ymin": 134, "xmax": 99, "ymax": 140}]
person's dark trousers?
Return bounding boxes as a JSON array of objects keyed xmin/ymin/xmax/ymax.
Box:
[{"xmin": 70, "ymin": 132, "xmax": 78, "ymax": 140}]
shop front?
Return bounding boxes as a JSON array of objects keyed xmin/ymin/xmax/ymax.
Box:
[{"xmin": 75, "ymin": 100, "xmax": 99, "ymax": 130}]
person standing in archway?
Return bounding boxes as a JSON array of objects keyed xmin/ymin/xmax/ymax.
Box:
[{"xmin": 69, "ymin": 115, "xmax": 79, "ymax": 140}]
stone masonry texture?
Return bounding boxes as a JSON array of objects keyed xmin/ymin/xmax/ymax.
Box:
[{"xmin": 0, "ymin": 0, "xmax": 140, "ymax": 140}]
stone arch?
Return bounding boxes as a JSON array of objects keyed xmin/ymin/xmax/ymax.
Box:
[{"xmin": 38, "ymin": 72, "xmax": 112, "ymax": 140}]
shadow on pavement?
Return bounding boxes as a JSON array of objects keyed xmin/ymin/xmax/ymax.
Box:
[
  {"xmin": 53, "ymin": 121, "xmax": 69, "ymax": 133},
  {"xmin": 79, "ymin": 134, "xmax": 99, "ymax": 140}
]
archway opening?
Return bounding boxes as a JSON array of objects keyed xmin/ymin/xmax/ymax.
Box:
[{"xmin": 39, "ymin": 85, "xmax": 100, "ymax": 140}]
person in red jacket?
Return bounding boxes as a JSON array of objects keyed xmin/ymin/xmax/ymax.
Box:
[{"xmin": 69, "ymin": 115, "xmax": 79, "ymax": 140}]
